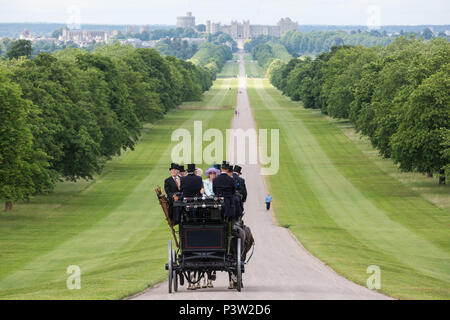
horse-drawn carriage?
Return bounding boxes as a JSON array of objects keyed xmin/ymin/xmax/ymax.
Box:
[{"xmin": 156, "ymin": 188, "xmax": 253, "ymax": 293}]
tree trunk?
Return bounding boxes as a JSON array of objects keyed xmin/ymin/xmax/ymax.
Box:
[
  {"xmin": 427, "ymin": 171, "xmax": 433, "ymax": 178},
  {"xmin": 439, "ymin": 170, "xmax": 446, "ymax": 185},
  {"xmin": 5, "ymin": 201, "xmax": 13, "ymax": 211}
]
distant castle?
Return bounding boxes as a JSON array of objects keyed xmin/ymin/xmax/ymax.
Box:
[
  {"xmin": 206, "ymin": 18, "xmax": 298, "ymax": 39},
  {"xmin": 177, "ymin": 12, "xmax": 196, "ymax": 29},
  {"xmin": 176, "ymin": 12, "xmax": 298, "ymax": 39}
]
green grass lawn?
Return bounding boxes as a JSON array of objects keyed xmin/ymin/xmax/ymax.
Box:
[
  {"xmin": 216, "ymin": 60, "xmax": 239, "ymax": 78},
  {"xmin": 245, "ymin": 61, "xmax": 266, "ymax": 78},
  {"xmin": 247, "ymin": 78, "xmax": 450, "ymax": 300},
  {"xmin": 0, "ymin": 78, "xmax": 234, "ymax": 299},
  {"xmin": 243, "ymin": 53, "xmax": 266, "ymax": 78},
  {"xmin": 179, "ymin": 78, "xmax": 238, "ymax": 111}
]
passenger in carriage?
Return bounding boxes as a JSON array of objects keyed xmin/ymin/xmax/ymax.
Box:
[
  {"xmin": 195, "ymin": 167, "xmax": 203, "ymax": 178},
  {"xmin": 232, "ymin": 165, "xmax": 247, "ymax": 211},
  {"xmin": 213, "ymin": 162, "xmax": 236, "ymax": 219},
  {"xmin": 203, "ymin": 167, "xmax": 220, "ymax": 197},
  {"xmin": 164, "ymin": 163, "xmax": 181, "ymax": 223},
  {"xmin": 178, "ymin": 165, "xmax": 187, "ymax": 178},
  {"xmin": 180, "ymin": 164, "xmax": 204, "ymax": 198},
  {"xmin": 164, "ymin": 163, "xmax": 180, "ymax": 200},
  {"xmin": 233, "ymin": 166, "xmax": 247, "ymax": 201}
]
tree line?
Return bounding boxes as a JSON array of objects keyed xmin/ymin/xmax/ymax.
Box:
[
  {"xmin": 244, "ymin": 36, "xmax": 292, "ymax": 69},
  {"xmin": 189, "ymin": 42, "xmax": 233, "ymax": 75},
  {"xmin": 268, "ymin": 37, "xmax": 449, "ymax": 184},
  {"xmin": 280, "ymin": 30, "xmax": 393, "ymax": 56},
  {"xmin": 0, "ymin": 42, "xmax": 231, "ymax": 210}
]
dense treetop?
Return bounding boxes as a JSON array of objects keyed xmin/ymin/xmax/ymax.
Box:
[
  {"xmin": 0, "ymin": 41, "xmax": 231, "ymax": 209},
  {"xmin": 269, "ymin": 37, "xmax": 450, "ymax": 184}
]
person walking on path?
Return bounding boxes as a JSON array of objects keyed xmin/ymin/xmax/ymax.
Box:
[{"xmin": 265, "ymin": 194, "xmax": 272, "ymax": 210}]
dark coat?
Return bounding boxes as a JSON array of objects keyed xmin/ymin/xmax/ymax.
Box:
[
  {"xmin": 213, "ymin": 173, "xmax": 236, "ymax": 218},
  {"xmin": 213, "ymin": 173, "xmax": 236, "ymax": 197},
  {"xmin": 180, "ymin": 173, "xmax": 203, "ymax": 197},
  {"xmin": 164, "ymin": 175, "xmax": 181, "ymax": 224},
  {"xmin": 232, "ymin": 173, "xmax": 247, "ymax": 203},
  {"xmin": 164, "ymin": 176, "xmax": 180, "ymax": 200}
]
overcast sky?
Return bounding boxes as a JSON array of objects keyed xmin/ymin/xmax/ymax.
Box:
[{"xmin": 0, "ymin": 0, "xmax": 449, "ymax": 25}]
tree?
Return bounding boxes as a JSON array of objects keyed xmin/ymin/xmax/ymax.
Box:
[
  {"xmin": 7, "ymin": 40, "xmax": 32, "ymax": 59},
  {"xmin": 0, "ymin": 67, "xmax": 34, "ymax": 210},
  {"xmin": 196, "ymin": 24, "xmax": 206, "ymax": 32},
  {"xmin": 321, "ymin": 46, "xmax": 376, "ymax": 118},
  {"xmin": 441, "ymin": 130, "xmax": 450, "ymax": 184},
  {"xmin": 391, "ymin": 68, "xmax": 450, "ymax": 183},
  {"xmin": 268, "ymin": 59, "xmax": 285, "ymax": 88}
]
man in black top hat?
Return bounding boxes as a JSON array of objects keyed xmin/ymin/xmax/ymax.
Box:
[
  {"xmin": 213, "ymin": 163, "xmax": 236, "ymax": 218},
  {"xmin": 214, "ymin": 162, "xmax": 235, "ymax": 197},
  {"xmin": 232, "ymin": 165, "xmax": 247, "ymax": 203},
  {"xmin": 164, "ymin": 163, "xmax": 181, "ymax": 223},
  {"xmin": 180, "ymin": 164, "xmax": 204, "ymax": 197},
  {"xmin": 164, "ymin": 163, "xmax": 180, "ymax": 200},
  {"xmin": 178, "ymin": 165, "xmax": 187, "ymax": 177}
]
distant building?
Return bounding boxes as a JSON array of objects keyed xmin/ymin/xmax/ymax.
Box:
[
  {"xmin": 177, "ymin": 12, "xmax": 196, "ymax": 29},
  {"xmin": 278, "ymin": 18, "xmax": 298, "ymax": 35},
  {"xmin": 19, "ymin": 29, "xmax": 33, "ymax": 40},
  {"xmin": 126, "ymin": 25, "xmax": 137, "ymax": 34},
  {"xmin": 139, "ymin": 25, "xmax": 150, "ymax": 33},
  {"xmin": 119, "ymin": 38, "xmax": 162, "ymax": 48},
  {"xmin": 60, "ymin": 29, "xmax": 109, "ymax": 44},
  {"xmin": 206, "ymin": 17, "xmax": 298, "ymax": 39}
]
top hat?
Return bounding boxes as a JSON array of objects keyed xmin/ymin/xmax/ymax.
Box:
[
  {"xmin": 213, "ymin": 164, "xmax": 221, "ymax": 170},
  {"xmin": 221, "ymin": 161, "xmax": 230, "ymax": 170},
  {"xmin": 178, "ymin": 165, "xmax": 186, "ymax": 172},
  {"xmin": 233, "ymin": 165, "xmax": 242, "ymax": 174},
  {"xmin": 187, "ymin": 164, "xmax": 196, "ymax": 172},
  {"xmin": 169, "ymin": 163, "xmax": 179, "ymax": 171}
]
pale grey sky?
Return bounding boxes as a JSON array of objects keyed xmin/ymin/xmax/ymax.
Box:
[{"xmin": 0, "ymin": 0, "xmax": 449, "ymax": 25}]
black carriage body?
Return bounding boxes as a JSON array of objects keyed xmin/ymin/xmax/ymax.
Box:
[
  {"xmin": 181, "ymin": 224, "xmax": 226, "ymax": 252},
  {"xmin": 173, "ymin": 197, "xmax": 234, "ymax": 270}
]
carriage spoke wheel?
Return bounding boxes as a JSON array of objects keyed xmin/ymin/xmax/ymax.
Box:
[
  {"xmin": 168, "ymin": 240, "xmax": 173, "ymax": 293},
  {"xmin": 236, "ymin": 238, "xmax": 242, "ymax": 292},
  {"xmin": 173, "ymin": 249, "xmax": 178, "ymax": 292}
]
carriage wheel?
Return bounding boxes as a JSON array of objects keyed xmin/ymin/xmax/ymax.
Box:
[
  {"xmin": 172, "ymin": 249, "xmax": 178, "ymax": 292},
  {"xmin": 236, "ymin": 238, "xmax": 242, "ymax": 292},
  {"xmin": 168, "ymin": 240, "xmax": 173, "ymax": 294}
]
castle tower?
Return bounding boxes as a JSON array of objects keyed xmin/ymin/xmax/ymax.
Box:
[{"xmin": 176, "ymin": 12, "xmax": 196, "ymax": 29}]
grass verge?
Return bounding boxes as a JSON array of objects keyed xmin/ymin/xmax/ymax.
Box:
[{"xmin": 247, "ymin": 78, "xmax": 450, "ymax": 300}]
